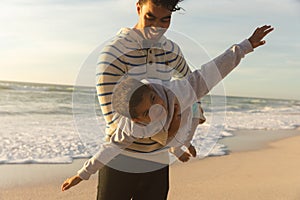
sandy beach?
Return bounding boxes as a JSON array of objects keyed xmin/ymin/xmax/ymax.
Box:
[{"xmin": 1, "ymin": 130, "xmax": 300, "ymax": 200}]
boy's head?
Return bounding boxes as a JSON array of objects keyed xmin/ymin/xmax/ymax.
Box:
[{"xmin": 112, "ymin": 78, "xmax": 166, "ymax": 125}]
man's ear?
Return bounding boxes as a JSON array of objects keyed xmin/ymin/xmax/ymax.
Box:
[{"xmin": 136, "ymin": 2, "xmax": 141, "ymax": 15}]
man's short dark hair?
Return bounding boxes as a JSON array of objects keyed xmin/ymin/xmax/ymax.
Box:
[{"xmin": 138, "ymin": 0, "xmax": 184, "ymax": 12}]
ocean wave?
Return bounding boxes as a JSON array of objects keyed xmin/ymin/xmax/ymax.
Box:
[
  {"xmin": 0, "ymin": 81, "xmax": 300, "ymax": 164},
  {"xmin": 0, "ymin": 108, "xmax": 73, "ymax": 116},
  {"xmin": 0, "ymin": 81, "xmax": 95, "ymax": 94},
  {"xmin": 0, "ymin": 84, "xmax": 12, "ymax": 90}
]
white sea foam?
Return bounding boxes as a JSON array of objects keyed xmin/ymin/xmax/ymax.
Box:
[{"xmin": 0, "ymin": 81, "xmax": 300, "ymax": 164}]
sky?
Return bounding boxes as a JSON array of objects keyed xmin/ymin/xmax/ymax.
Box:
[{"xmin": 1, "ymin": 0, "xmax": 300, "ymax": 100}]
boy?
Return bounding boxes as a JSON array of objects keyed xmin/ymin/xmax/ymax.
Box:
[
  {"xmin": 61, "ymin": 25, "xmax": 274, "ymax": 197},
  {"xmin": 111, "ymin": 77, "xmax": 206, "ymax": 162}
]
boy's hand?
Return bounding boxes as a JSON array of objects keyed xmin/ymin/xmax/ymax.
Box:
[
  {"xmin": 248, "ymin": 25, "xmax": 274, "ymax": 48},
  {"xmin": 61, "ymin": 175, "xmax": 83, "ymax": 191}
]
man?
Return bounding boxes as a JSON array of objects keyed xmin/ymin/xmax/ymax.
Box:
[{"xmin": 61, "ymin": 1, "xmax": 274, "ymax": 199}]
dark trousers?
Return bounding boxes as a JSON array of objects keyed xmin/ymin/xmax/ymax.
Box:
[{"xmin": 96, "ymin": 155, "xmax": 169, "ymax": 200}]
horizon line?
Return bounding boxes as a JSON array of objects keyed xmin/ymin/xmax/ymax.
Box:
[{"xmin": 1, "ymin": 79, "xmax": 299, "ymax": 101}]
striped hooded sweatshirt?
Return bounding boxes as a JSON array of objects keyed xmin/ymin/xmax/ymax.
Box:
[{"xmin": 77, "ymin": 28, "xmax": 253, "ymax": 180}]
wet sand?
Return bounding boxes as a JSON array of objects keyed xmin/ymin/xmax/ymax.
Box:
[{"xmin": 1, "ymin": 130, "xmax": 300, "ymax": 200}]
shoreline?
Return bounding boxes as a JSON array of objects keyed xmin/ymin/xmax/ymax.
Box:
[
  {"xmin": 169, "ymin": 130, "xmax": 300, "ymax": 200},
  {"xmin": 220, "ymin": 129, "xmax": 300, "ymax": 153},
  {"xmin": 1, "ymin": 129, "xmax": 300, "ymax": 199}
]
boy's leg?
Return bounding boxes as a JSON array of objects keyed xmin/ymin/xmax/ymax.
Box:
[
  {"xmin": 170, "ymin": 147, "xmax": 191, "ymax": 162},
  {"xmin": 192, "ymin": 102, "xmax": 206, "ymax": 125},
  {"xmin": 187, "ymin": 144, "xmax": 197, "ymax": 157},
  {"xmin": 183, "ymin": 118, "xmax": 200, "ymax": 149}
]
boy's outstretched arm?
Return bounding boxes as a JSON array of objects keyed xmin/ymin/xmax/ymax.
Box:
[
  {"xmin": 172, "ymin": 24, "xmax": 274, "ymax": 108},
  {"xmin": 248, "ymin": 25, "xmax": 274, "ymax": 48},
  {"xmin": 61, "ymin": 175, "xmax": 83, "ymax": 191}
]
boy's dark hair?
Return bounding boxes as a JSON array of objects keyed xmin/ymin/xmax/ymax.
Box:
[
  {"xmin": 138, "ymin": 0, "xmax": 184, "ymax": 12},
  {"xmin": 112, "ymin": 78, "xmax": 152, "ymax": 119}
]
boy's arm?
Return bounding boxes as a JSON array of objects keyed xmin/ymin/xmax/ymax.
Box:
[
  {"xmin": 171, "ymin": 25, "xmax": 273, "ymax": 110},
  {"xmin": 194, "ymin": 25, "xmax": 274, "ymax": 99},
  {"xmin": 248, "ymin": 25, "xmax": 274, "ymax": 48},
  {"xmin": 190, "ymin": 38, "xmax": 254, "ymax": 100},
  {"xmin": 75, "ymin": 107, "xmax": 183, "ymax": 181},
  {"xmin": 61, "ymin": 175, "xmax": 82, "ymax": 191},
  {"xmin": 169, "ymin": 39, "xmax": 253, "ymax": 110},
  {"xmin": 77, "ymin": 117, "xmax": 136, "ymax": 180},
  {"xmin": 61, "ymin": 118, "xmax": 136, "ymax": 191}
]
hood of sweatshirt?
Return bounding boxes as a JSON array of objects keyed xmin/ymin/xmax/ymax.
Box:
[{"xmin": 116, "ymin": 27, "xmax": 168, "ymax": 49}]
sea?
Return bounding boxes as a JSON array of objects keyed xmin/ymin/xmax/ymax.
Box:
[{"xmin": 0, "ymin": 80, "xmax": 300, "ymax": 164}]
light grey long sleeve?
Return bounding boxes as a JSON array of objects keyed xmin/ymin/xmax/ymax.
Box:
[
  {"xmin": 77, "ymin": 117, "xmax": 136, "ymax": 180},
  {"xmin": 169, "ymin": 39, "xmax": 253, "ymax": 111},
  {"xmin": 77, "ymin": 39, "xmax": 253, "ymax": 180}
]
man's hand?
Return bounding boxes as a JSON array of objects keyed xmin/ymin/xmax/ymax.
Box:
[
  {"xmin": 178, "ymin": 152, "xmax": 191, "ymax": 162},
  {"xmin": 248, "ymin": 25, "xmax": 274, "ymax": 49},
  {"xmin": 61, "ymin": 175, "xmax": 83, "ymax": 191}
]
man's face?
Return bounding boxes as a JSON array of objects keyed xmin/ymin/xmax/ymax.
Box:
[
  {"xmin": 132, "ymin": 89, "xmax": 167, "ymax": 125},
  {"xmin": 136, "ymin": 1, "xmax": 172, "ymax": 30}
]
